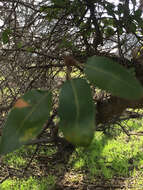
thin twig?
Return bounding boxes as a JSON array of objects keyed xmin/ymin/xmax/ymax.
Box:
[
  {"xmin": 116, "ymin": 122, "xmax": 130, "ymax": 136},
  {"xmin": 0, "ymin": 175, "xmax": 10, "ymax": 184}
]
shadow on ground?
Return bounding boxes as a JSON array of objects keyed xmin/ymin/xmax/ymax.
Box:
[{"xmin": 1, "ymin": 130, "xmax": 143, "ymax": 190}]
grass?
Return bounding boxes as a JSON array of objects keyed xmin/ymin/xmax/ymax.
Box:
[
  {"xmin": 73, "ymin": 130, "xmax": 143, "ymax": 179},
  {"xmin": 70, "ymin": 118, "xmax": 143, "ymax": 183},
  {"xmin": 2, "ymin": 145, "xmax": 35, "ymax": 168},
  {"xmin": 1, "ymin": 118, "xmax": 143, "ymax": 189},
  {"xmin": 0, "ymin": 176, "xmax": 56, "ymax": 190}
]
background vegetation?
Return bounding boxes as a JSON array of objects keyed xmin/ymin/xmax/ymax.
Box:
[{"xmin": 0, "ymin": 0, "xmax": 143, "ymax": 189}]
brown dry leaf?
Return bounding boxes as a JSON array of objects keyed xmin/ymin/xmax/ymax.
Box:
[{"xmin": 14, "ymin": 99, "xmax": 30, "ymax": 108}]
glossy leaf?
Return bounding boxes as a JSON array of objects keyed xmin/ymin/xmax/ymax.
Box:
[
  {"xmin": 58, "ymin": 79, "xmax": 95, "ymax": 147},
  {"xmin": 85, "ymin": 56, "xmax": 143, "ymax": 100},
  {"xmin": 0, "ymin": 90, "xmax": 52, "ymax": 155}
]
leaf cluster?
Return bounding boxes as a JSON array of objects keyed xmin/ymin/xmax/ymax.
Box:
[{"xmin": 0, "ymin": 56, "xmax": 143, "ymax": 155}]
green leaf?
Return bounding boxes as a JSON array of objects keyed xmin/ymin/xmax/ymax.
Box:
[
  {"xmin": 105, "ymin": 27, "xmax": 115, "ymax": 37},
  {"xmin": 134, "ymin": 9, "xmax": 142, "ymax": 19},
  {"xmin": 39, "ymin": 6, "xmax": 48, "ymax": 12},
  {"xmin": 51, "ymin": 0, "xmax": 67, "ymax": 6},
  {"xmin": 59, "ymin": 37, "xmax": 73, "ymax": 49},
  {"xmin": 85, "ymin": 56, "xmax": 143, "ymax": 100},
  {"xmin": 128, "ymin": 22, "xmax": 137, "ymax": 33},
  {"xmin": 26, "ymin": 47, "xmax": 35, "ymax": 52},
  {"xmin": 106, "ymin": 3, "xmax": 115, "ymax": 15},
  {"xmin": 58, "ymin": 78, "xmax": 95, "ymax": 147},
  {"xmin": 118, "ymin": 3, "xmax": 124, "ymax": 14},
  {"xmin": 17, "ymin": 42, "xmax": 23, "ymax": 49},
  {"xmin": 2, "ymin": 29, "xmax": 11, "ymax": 44},
  {"xmin": 0, "ymin": 90, "xmax": 52, "ymax": 155}
]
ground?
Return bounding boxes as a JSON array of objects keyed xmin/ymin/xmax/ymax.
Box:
[{"xmin": 1, "ymin": 119, "xmax": 143, "ymax": 189}]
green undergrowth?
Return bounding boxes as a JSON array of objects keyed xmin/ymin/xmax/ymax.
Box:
[
  {"xmin": 2, "ymin": 143, "xmax": 57, "ymax": 169},
  {"xmin": 1, "ymin": 118, "xmax": 143, "ymax": 189},
  {"xmin": 0, "ymin": 176, "xmax": 55, "ymax": 190},
  {"xmin": 72, "ymin": 119, "xmax": 143, "ymax": 180},
  {"xmin": 2, "ymin": 145, "xmax": 35, "ymax": 168}
]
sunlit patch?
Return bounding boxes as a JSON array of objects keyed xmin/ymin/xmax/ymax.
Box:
[
  {"xmin": 14, "ymin": 99, "xmax": 30, "ymax": 108},
  {"xmin": 19, "ymin": 128, "xmax": 37, "ymax": 143}
]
